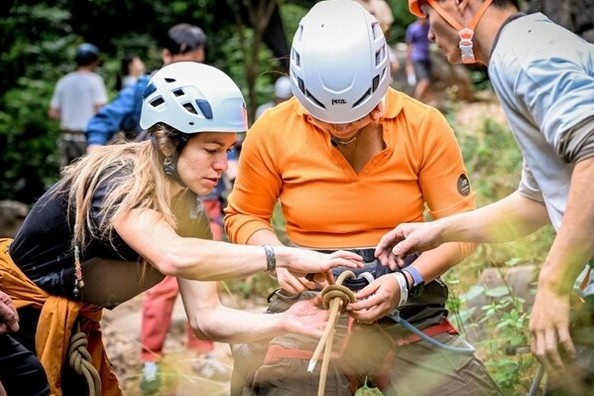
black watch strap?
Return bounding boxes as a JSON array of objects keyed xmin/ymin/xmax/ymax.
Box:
[{"xmin": 401, "ymin": 266, "xmax": 425, "ymax": 298}]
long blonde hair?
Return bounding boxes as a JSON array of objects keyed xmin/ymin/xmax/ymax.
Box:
[{"xmin": 58, "ymin": 125, "xmax": 180, "ymax": 254}]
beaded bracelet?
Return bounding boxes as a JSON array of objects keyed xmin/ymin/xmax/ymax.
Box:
[
  {"xmin": 262, "ymin": 244, "xmax": 276, "ymax": 272},
  {"xmin": 391, "ymin": 271, "xmax": 409, "ymax": 307}
]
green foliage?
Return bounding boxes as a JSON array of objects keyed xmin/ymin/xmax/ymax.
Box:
[
  {"xmin": 1, "ymin": 0, "xmax": 289, "ymax": 202},
  {"xmin": 386, "ymin": 0, "xmax": 415, "ymax": 42},
  {"xmin": 443, "ymin": 111, "xmax": 553, "ymax": 393},
  {"xmin": 445, "ymin": 264, "xmax": 540, "ymax": 395},
  {"xmin": 457, "ymin": 117, "xmax": 523, "ymax": 204}
]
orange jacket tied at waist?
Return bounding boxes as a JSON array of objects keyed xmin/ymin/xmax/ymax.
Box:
[{"xmin": 0, "ymin": 238, "xmax": 122, "ymax": 396}]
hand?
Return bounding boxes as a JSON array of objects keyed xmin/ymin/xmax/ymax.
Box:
[
  {"xmin": 281, "ymin": 248, "xmax": 363, "ymax": 278},
  {"xmin": 375, "ymin": 222, "xmax": 442, "ymax": 269},
  {"xmin": 280, "ymin": 295, "xmax": 329, "ymax": 338},
  {"xmin": 346, "ymin": 275, "xmax": 400, "ymax": 324},
  {"xmin": 276, "ymin": 268, "xmax": 320, "ymax": 294},
  {"xmin": 529, "ymin": 284, "xmax": 574, "ymax": 373},
  {"xmin": 0, "ymin": 290, "xmax": 19, "ymax": 334}
]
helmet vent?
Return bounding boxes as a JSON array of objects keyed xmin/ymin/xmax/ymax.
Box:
[
  {"xmin": 372, "ymin": 75, "xmax": 379, "ymax": 92},
  {"xmin": 196, "ymin": 99, "xmax": 213, "ymax": 119},
  {"xmin": 297, "ymin": 77, "xmax": 305, "ymax": 94},
  {"xmin": 375, "ymin": 46, "xmax": 386, "ymax": 66},
  {"xmin": 305, "ymin": 90, "xmax": 326, "ymax": 109},
  {"xmin": 165, "ymin": 77, "xmax": 176, "ymax": 83},
  {"xmin": 149, "ymin": 97, "xmax": 165, "ymax": 108},
  {"xmin": 173, "ymin": 89, "xmax": 184, "ymax": 97},
  {"xmin": 292, "ymin": 49, "xmax": 301, "ymax": 67},
  {"xmin": 183, "ymin": 103, "xmax": 198, "ymax": 115},
  {"xmin": 371, "ymin": 22, "xmax": 381, "ymax": 40},
  {"xmin": 352, "ymin": 88, "xmax": 371, "ymax": 108}
]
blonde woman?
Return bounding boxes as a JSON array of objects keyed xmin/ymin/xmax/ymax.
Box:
[{"xmin": 0, "ymin": 62, "xmax": 362, "ymax": 396}]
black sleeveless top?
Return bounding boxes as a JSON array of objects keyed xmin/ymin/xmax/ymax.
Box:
[{"xmin": 9, "ymin": 169, "xmax": 211, "ymax": 302}]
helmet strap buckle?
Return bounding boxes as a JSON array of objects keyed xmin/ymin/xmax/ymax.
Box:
[{"xmin": 458, "ymin": 28, "xmax": 475, "ymax": 64}]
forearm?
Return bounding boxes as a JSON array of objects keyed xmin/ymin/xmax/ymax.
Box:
[
  {"xmin": 411, "ymin": 241, "xmax": 475, "ymax": 284},
  {"xmin": 439, "ymin": 190, "xmax": 548, "ymax": 244},
  {"xmin": 179, "ymin": 279, "xmax": 286, "ymax": 343},
  {"xmin": 193, "ymin": 305, "xmax": 288, "ymax": 343},
  {"xmin": 115, "ymin": 209, "xmax": 272, "ymax": 280},
  {"xmin": 538, "ymin": 157, "xmax": 594, "ymax": 295}
]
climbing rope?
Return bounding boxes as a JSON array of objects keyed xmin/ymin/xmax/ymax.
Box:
[
  {"xmin": 308, "ymin": 270, "xmax": 356, "ymax": 396},
  {"xmin": 68, "ymin": 322, "xmax": 102, "ymax": 396}
]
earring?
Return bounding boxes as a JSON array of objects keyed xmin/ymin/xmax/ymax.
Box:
[{"xmin": 163, "ymin": 156, "xmax": 175, "ymax": 177}]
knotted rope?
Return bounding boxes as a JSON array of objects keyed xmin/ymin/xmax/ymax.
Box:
[
  {"xmin": 68, "ymin": 322, "xmax": 102, "ymax": 396},
  {"xmin": 308, "ymin": 270, "xmax": 356, "ymax": 396}
]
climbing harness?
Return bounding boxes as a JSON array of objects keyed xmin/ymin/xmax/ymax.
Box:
[{"xmin": 306, "ymin": 253, "xmax": 475, "ymax": 395}]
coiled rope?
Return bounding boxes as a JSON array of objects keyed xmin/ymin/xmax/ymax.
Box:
[
  {"xmin": 308, "ymin": 270, "xmax": 356, "ymax": 396},
  {"xmin": 68, "ymin": 322, "xmax": 102, "ymax": 396}
]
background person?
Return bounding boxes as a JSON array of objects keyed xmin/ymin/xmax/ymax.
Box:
[
  {"xmin": 115, "ymin": 53, "xmax": 145, "ymax": 91},
  {"xmin": 1, "ymin": 62, "xmax": 362, "ymax": 396},
  {"xmin": 48, "ymin": 42, "xmax": 107, "ymax": 167},
  {"xmin": 376, "ymin": 0, "xmax": 594, "ymax": 394},
  {"xmin": 405, "ymin": 17, "xmax": 432, "ymax": 102},
  {"xmin": 224, "ymin": 1, "xmax": 501, "ymax": 395},
  {"xmin": 86, "ymin": 23, "xmax": 207, "ymax": 148},
  {"xmin": 255, "ymin": 75, "xmax": 293, "ymax": 120}
]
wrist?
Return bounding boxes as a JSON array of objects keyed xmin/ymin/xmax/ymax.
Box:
[
  {"xmin": 390, "ymin": 272, "xmax": 408, "ymax": 307},
  {"xmin": 262, "ymin": 245, "xmax": 276, "ymax": 273},
  {"xmin": 537, "ymin": 270, "xmax": 573, "ymax": 296},
  {"xmin": 400, "ymin": 266, "xmax": 425, "ymax": 299}
]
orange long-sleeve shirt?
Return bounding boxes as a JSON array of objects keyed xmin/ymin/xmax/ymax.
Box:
[{"xmin": 225, "ymin": 88, "xmax": 475, "ymax": 251}]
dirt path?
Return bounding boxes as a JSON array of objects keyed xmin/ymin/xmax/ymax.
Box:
[{"xmin": 101, "ymin": 293, "xmax": 243, "ymax": 396}]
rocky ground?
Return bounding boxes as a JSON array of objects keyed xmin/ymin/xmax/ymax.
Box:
[{"xmin": 101, "ymin": 291, "xmax": 266, "ymax": 396}]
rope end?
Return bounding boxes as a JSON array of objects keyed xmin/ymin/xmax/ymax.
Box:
[{"xmin": 307, "ymin": 359, "xmax": 317, "ymax": 373}]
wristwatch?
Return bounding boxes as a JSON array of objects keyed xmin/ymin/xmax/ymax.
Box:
[{"xmin": 400, "ymin": 266, "xmax": 425, "ymax": 299}]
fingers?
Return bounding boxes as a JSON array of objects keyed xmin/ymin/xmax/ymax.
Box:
[
  {"xmin": 0, "ymin": 302, "xmax": 18, "ymax": 333},
  {"xmin": 374, "ymin": 228, "xmax": 401, "ymax": 256},
  {"xmin": 391, "ymin": 238, "xmax": 416, "ymax": 257},
  {"xmin": 331, "ymin": 254, "xmax": 363, "ymax": 269},
  {"xmin": 544, "ymin": 329, "xmax": 565, "ymax": 370},
  {"xmin": 347, "ymin": 296, "xmax": 386, "ymax": 323},
  {"xmin": 331, "ymin": 250, "xmax": 364, "ymax": 262},
  {"xmin": 531, "ymin": 326, "xmax": 575, "ymax": 373},
  {"xmin": 557, "ymin": 325, "xmax": 575, "ymax": 361}
]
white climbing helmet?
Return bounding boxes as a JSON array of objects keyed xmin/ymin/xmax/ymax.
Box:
[
  {"xmin": 139, "ymin": 62, "xmax": 248, "ymax": 134},
  {"xmin": 290, "ymin": 0, "xmax": 391, "ymax": 124}
]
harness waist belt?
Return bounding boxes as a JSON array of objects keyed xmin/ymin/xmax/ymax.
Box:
[
  {"xmin": 315, "ymin": 248, "xmax": 419, "ymax": 291},
  {"xmin": 263, "ymin": 318, "xmax": 459, "ymax": 365}
]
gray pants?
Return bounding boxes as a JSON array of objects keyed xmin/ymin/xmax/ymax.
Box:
[
  {"xmin": 231, "ymin": 291, "xmax": 502, "ymax": 396},
  {"xmin": 58, "ymin": 130, "xmax": 86, "ymax": 168}
]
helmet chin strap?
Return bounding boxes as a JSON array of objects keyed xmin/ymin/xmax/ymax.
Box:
[{"xmin": 426, "ymin": 0, "xmax": 494, "ymax": 64}]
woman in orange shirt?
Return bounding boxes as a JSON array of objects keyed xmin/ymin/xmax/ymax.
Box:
[{"xmin": 224, "ymin": 1, "xmax": 502, "ymax": 395}]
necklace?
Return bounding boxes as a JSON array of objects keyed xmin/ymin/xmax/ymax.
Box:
[{"xmin": 331, "ymin": 127, "xmax": 364, "ymax": 146}]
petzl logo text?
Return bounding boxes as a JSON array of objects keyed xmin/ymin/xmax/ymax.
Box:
[{"xmin": 331, "ymin": 99, "xmax": 346, "ymax": 105}]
